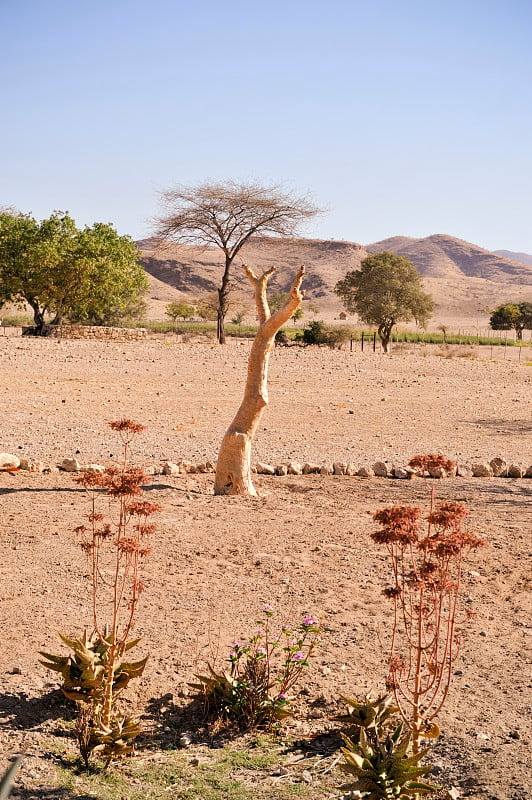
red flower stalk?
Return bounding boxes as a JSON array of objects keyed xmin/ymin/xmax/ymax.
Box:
[{"xmin": 373, "ymin": 454, "xmax": 487, "ymax": 754}]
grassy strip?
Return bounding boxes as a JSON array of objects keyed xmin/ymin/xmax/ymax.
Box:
[{"xmin": 54, "ymin": 735, "xmax": 339, "ymax": 800}]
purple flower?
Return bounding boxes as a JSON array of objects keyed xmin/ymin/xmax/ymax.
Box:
[
  {"xmin": 255, "ymin": 628, "xmax": 266, "ymax": 636},
  {"xmin": 255, "ymin": 646, "xmax": 266, "ymax": 655},
  {"xmin": 263, "ymin": 603, "xmax": 274, "ymax": 614},
  {"xmin": 292, "ymin": 651, "xmax": 306, "ymax": 662},
  {"xmin": 278, "ymin": 692, "xmax": 287, "ymax": 700},
  {"xmin": 302, "ymin": 615, "xmax": 319, "ymax": 627}
]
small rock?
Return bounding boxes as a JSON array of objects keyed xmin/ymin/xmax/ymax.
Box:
[
  {"xmin": 393, "ymin": 466, "xmax": 410, "ymax": 479},
  {"xmin": 372, "ymin": 461, "xmax": 389, "ymax": 477},
  {"xmin": 11, "ymin": 666, "xmax": 22, "ymax": 675},
  {"xmin": 60, "ymin": 457, "xmax": 81, "ymax": 472},
  {"xmin": 255, "ymin": 462, "xmax": 275, "ymax": 475},
  {"xmin": 0, "ymin": 453, "xmax": 20, "ymax": 470},
  {"xmin": 302, "ymin": 462, "xmax": 321, "ymax": 474},
  {"xmin": 81, "ymin": 463, "xmax": 105, "ymax": 473},
  {"xmin": 301, "ymin": 769, "xmax": 313, "ymax": 784},
  {"xmin": 471, "ymin": 462, "xmax": 493, "ymax": 478},
  {"xmin": 162, "ymin": 461, "xmax": 180, "ymax": 475},
  {"xmin": 333, "ymin": 462, "xmax": 347, "ymax": 475},
  {"xmin": 275, "ymin": 464, "xmax": 288, "ymax": 476},
  {"xmin": 490, "ymin": 457, "xmax": 507, "ymax": 477},
  {"xmin": 357, "ymin": 466, "xmax": 374, "ymax": 477},
  {"xmin": 179, "ymin": 732, "xmax": 193, "ymax": 747},
  {"xmin": 507, "ymin": 463, "xmax": 525, "ymax": 478},
  {"xmin": 320, "ymin": 464, "xmax": 333, "ymax": 476},
  {"xmin": 456, "ymin": 463, "xmax": 473, "ymax": 478},
  {"xmin": 189, "ymin": 757, "xmax": 200, "ymax": 766},
  {"xmin": 444, "ymin": 788, "xmax": 461, "ymax": 800},
  {"xmin": 287, "ymin": 462, "xmax": 303, "ymax": 475}
]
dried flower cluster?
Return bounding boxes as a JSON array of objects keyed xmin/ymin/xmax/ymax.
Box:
[{"xmin": 372, "ymin": 454, "xmax": 487, "ymax": 754}]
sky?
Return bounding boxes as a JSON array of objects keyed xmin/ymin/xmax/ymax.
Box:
[{"xmin": 2, "ymin": 0, "xmax": 532, "ymax": 252}]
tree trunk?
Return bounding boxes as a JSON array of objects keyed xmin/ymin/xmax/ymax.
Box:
[
  {"xmin": 217, "ymin": 255, "xmax": 232, "ymax": 344},
  {"xmin": 214, "ymin": 265, "xmax": 305, "ymax": 495}
]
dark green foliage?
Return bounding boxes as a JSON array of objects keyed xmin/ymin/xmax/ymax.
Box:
[
  {"xmin": 0, "ymin": 210, "xmax": 148, "ymax": 332},
  {"xmin": 335, "ymin": 252, "xmax": 434, "ymax": 352},
  {"xmin": 490, "ymin": 302, "xmax": 532, "ymax": 339}
]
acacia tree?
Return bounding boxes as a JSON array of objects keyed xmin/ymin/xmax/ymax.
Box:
[
  {"xmin": 214, "ymin": 265, "xmax": 305, "ymax": 495},
  {"xmin": 335, "ymin": 251, "xmax": 434, "ymax": 352},
  {"xmin": 489, "ymin": 302, "xmax": 532, "ymax": 340},
  {"xmin": 154, "ymin": 180, "xmax": 319, "ymax": 344}
]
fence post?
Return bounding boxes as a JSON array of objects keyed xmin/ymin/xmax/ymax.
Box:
[
  {"xmin": 373, "ymin": 332, "xmax": 376, "ymax": 352},
  {"xmin": 361, "ymin": 332, "xmax": 364, "ymax": 351}
]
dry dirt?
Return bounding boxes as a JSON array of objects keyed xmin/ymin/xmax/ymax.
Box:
[{"xmin": 0, "ymin": 335, "xmax": 531, "ymax": 799}]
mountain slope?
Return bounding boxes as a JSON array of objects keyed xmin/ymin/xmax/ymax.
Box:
[
  {"xmin": 365, "ymin": 234, "xmax": 532, "ymax": 283},
  {"xmin": 494, "ymin": 249, "xmax": 532, "ymax": 267}
]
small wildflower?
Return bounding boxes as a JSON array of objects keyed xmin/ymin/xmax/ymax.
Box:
[
  {"xmin": 301, "ymin": 615, "xmax": 319, "ymax": 627},
  {"xmin": 292, "ymin": 651, "xmax": 306, "ymax": 662},
  {"xmin": 263, "ymin": 603, "xmax": 274, "ymax": 614}
]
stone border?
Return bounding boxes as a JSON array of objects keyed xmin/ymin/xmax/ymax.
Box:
[
  {"xmin": 21, "ymin": 325, "xmax": 147, "ymax": 341},
  {"xmin": 1, "ymin": 455, "xmax": 531, "ymax": 479}
]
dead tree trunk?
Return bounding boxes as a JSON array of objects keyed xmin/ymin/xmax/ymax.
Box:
[{"xmin": 214, "ymin": 265, "xmax": 305, "ymax": 496}]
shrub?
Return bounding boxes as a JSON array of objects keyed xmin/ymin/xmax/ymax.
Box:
[{"xmin": 192, "ymin": 605, "xmax": 320, "ymax": 731}]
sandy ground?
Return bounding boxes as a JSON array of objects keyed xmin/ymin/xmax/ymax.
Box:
[{"xmin": 0, "ymin": 334, "xmax": 531, "ymax": 799}]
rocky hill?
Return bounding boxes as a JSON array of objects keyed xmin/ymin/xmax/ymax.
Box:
[
  {"xmin": 494, "ymin": 249, "xmax": 532, "ymax": 267},
  {"xmin": 365, "ymin": 234, "xmax": 532, "ymax": 283},
  {"xmin": 139, "ymin": 234, "xmax": 532, "ymax": 326}
]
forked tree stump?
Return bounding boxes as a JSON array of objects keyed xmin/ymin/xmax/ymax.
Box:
[{"xmin": 214, "ymin": 265, "xmax": 305, "ymax": 495}]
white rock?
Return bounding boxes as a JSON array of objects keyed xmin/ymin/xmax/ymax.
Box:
[
  {"xmin": 275, "ymin": 464, "xmax": 288, "ymax": 476},
  {"xmin": 302, "ymin": 462, "xmax": 321, "ymax": 474},
  {"xmin": 457, "ymin": 463, "xmax": 473, "ymax": 478},
  {"xmin": 255, "ymin": 462, "xmax": 275, "ymax": 475},
  {"xmin": 19, "ymin": 458, "xmax": 44, "ymax": 473},
  {"xmin": 162, "ymin": 461, "xmax": 180, "ymax": 475},
  {"xmin": 525, "ymin": 465, "xmax": 532, "ymax": 478},
  {"xmin": 490, "ymin": 457, "xmax": 507, "ymax": 477},
  {"xmin": 346, "ymin": 463, "xmax": 358, "ymax": 476},
  {"xmin": 471, "ymin": 462, "xmax": 493, "ymax": 477},
  {"xmin": 357, "ymin": 466, "xmax": 374, "ymax": 477},
  {"xmin": 287, "ymin": 462, "xmax": 303, "ymax": 475},
  {"xmin": 60, "ymin": 457, "xmax": 81, "ymax": 472},
  {"xmin": 507, "ymin": 463, "xmax": 524, "ymax": 478},
  {"xmin": 320, "ymin": 464, "xmax": 333, "ymax": 476},
  {"xmin": 372, "ymin": 461, "xmax": 389, "ymax": 477},
  {"xmin": 333, "ymin": 462, "xmax": 347, "ymax": 475},
  {"xmin": 81, "ymin": 463, "xmax": 105, "ymax": 473},
  {"xmin": 393, "ymin": 466, "xmax": 410, "ymax": 479},
  {"xmin": 0, "ymin": 453, "xmax": 20, "ymax": 470}
]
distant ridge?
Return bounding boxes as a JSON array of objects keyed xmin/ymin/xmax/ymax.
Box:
[
  {"xmin": 494, "ymin": 249, "xmax": 532, "ymax": 267},
  {"xmin": 139, "ymin": 233, "xmax": 532, "ymax": 325},
  {"xmin": 365, "ymin": 234, "xmax": 532, "ymax": 283}
]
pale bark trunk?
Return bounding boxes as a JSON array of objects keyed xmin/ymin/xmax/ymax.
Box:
[{"xmin": 214, "ymin": 265, "xmax": 305, "ymax": 495}]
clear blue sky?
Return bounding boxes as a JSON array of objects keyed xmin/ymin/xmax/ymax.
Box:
[{"xmin": 2, "ymin": 0, "xmax": 531, "ymax": 252}]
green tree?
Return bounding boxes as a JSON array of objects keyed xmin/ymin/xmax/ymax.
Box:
[
  {"xmin": 490, "ymin": 302, "xmax": 532, "ymax": 340},
  {"xmin": 154, "ymin": 180, "xmax": 320, "ymax": 344},
  {"xmin": 0, "ymin": 211, "xmax": 148, "ymax": 332},
  {"xmin": 166, "ymin": 300, "xmax": 196, "ymax": 323},
  {"xmin": 291, "ymin": 306, "xmax": 304, "ymax": 325},
  {"xmin": 335, "ymin": 252, "xmax": 434, "ymax": 352}
]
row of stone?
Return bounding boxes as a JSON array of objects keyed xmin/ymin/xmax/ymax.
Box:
[
  {"xmin": 22, "ymin": 325, "xmax": 148, "ymax": 340},
  {"xmin": 1, "ymin": 453, "xmax": 531, "ymax": 479}
]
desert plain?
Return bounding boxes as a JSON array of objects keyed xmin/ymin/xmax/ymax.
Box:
[{"xmin": 0, "ymin": 333, "xmax": 531, "ymax": 799}]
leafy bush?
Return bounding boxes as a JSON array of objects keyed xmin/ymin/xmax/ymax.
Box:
[{"xmin": 192, "ymin": 605, "xmax": 320, "ymax": 731}]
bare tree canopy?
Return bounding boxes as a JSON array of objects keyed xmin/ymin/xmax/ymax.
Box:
[{"xmin": 154, "ymin": 180, "xmax": 320, "ymax": 343}]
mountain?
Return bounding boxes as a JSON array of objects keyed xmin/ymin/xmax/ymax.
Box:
[
  {"xmin": 493, "ymin": 249, "xmax": 532, "ymax": 267},
  {"xmin": 139, "ymin": 234, "xmax": 532, "ymax": 326},
  {"xmin": 365, "ymin": 234, "xmax": 532, "ymax": 283}
]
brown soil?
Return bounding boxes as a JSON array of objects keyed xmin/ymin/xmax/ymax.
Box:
[{"xmin": 0, "ymin": 336, "xmax": 531, "ymax": 799}]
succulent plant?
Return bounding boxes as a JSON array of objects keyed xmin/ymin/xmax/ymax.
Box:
[
  {"xmin": 336, "ymin": 693, "xmax": 399, "ymax": 739},
  {"xmin": 39, "ymin": 630, "xmax": 148, "ymax": 704},
  {"xmin": 341, "ymin": 724, "xmax": 435, "ymax": 799}
]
